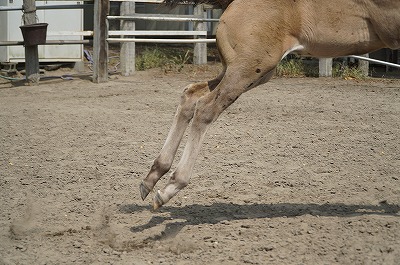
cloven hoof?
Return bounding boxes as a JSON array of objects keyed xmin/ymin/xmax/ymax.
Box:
[
  {"xmin": 139, "ymin": 181, "xmax": 151, "ymax": 201},
  {"xmin": 153, "ymin": 191, "xmax": 164, "ymax": 210}
]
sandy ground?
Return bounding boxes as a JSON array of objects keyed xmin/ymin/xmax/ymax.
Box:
[{"xmin": 0, "ymin": 65, "xmax": 399, "ymax": 265}]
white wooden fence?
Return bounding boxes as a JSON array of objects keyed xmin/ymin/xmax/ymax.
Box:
[
  {"xmin": 105, "ymin": 0, "xmax": 217, "ymax": 77},
  {"xmin": 93, "ymin": 0, "xmax": 220, "ymax": 82},
  {"xmin": 0, "ymin": 0, "xmax": 216, "ymax": 82},
  {"xmin": 1, "ymin": 0, "xmax": 399, "ymax": 83},
  {"xmin": 319, "ymin": 55, "xmax": 400, "ymax": 77}
]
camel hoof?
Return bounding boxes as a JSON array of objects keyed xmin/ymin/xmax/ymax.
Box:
[
  {"xmin": 139, "ymin": 181, "xmax": 151, "ymax": 201},
  {"xmin": 153, "ymin": 191, "xmax": 164, "ymax": 210}
]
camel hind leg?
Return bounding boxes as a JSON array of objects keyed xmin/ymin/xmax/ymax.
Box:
[
  {"xmin": 140, "ymin": 71, "xmax": 225, "ymax": 200},
  {"xmin": 153, "ymin": 61, "xmax": 279, "ymax": 209},
  {"xmin": 143, "ymin": 0, "xmax": 301, "ymax": 207}
]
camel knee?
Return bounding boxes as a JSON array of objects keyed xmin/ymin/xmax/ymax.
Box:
[
  {"xmin": 191, "ymin": 102, "xmax": 217, "ymax": 126},
  {"xmin": 181, "ymin": 82, "xmax": 209, "ymax": 102},
  {"xmin": 171, "ymin": 171, "xmax": 190, "ymax": 189},
  {"xmin": 182, "ymin": 82, "xmax": 209, "ymax": 98},
  {"xmin": 179, "ymin": 82, "xmax": 210, "ymax": 119},
  {"xmin": 151, "ymin": 156, "xmax": 172, "ymax": 176},
  {"xmin": 193, "ymin": 90, "xmax": 237, "ymax": 125}
]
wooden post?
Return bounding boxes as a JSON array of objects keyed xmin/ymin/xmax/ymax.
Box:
[
  {"xmin": 93, "ymin": 0, "xmax": 109, "ymax": 83},
  {"xmin": 120, "ymin": 1, "xmax": 135, "ymax": 76},
  {"xmin": 358, "ymin": 53, "xmax": 369, "ymax": 76},
  {"xmin": 22, "ymin": 0, "xmax": 40, "ymax": 85},
  {"xmin": 319, "ymin": 58, "xmax": 333, "ymax": 77},
  {"xmin": 193, "ymin": 4, "xmax": 207, "ymax": 65}
]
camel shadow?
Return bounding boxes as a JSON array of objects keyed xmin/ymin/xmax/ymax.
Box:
[{"xmin": 119, "ymin": 201, "xmax": 399, "ymax": 240}]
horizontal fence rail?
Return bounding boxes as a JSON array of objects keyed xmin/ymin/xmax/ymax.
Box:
[
  {"xmin": 0, "ymin": 4, "xmax": 91, "ymax": 11},
  {"xmin": 0, "ymin": 40, "xmax": 91, "ymax": 46},
  {"xmin": 1, "ymin": 0, "xmax": 398, "ymax": 84},
  {"xmin": 107, "ymin": 38, "xmax": 216, "ymax": 43},
  {"xmin": 0, "ymin": 2, "xmax": 91, "ymax": 46},
  {"xmin": 348, "ymin": 55, "xmax": 400, "ymax": 69},
  {"xmin": 108, "ymin": 30, "xmax": 207, "ymax": 36},
  {"xmin": 107, "ymin": 14, "xmax": 219, "ymax": 22},
  {"xmin": 102, "ymin": 0, "xmax": 215, "ymax": 81}
]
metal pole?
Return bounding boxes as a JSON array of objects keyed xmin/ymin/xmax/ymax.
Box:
[{"xmin": 349, "ymin": 55, "xmax": 400, "ymax": 69}]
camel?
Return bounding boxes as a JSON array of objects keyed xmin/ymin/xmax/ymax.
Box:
[{"xmin": 140, "ymin": 0, "xmax": 400, "ymax": 209}]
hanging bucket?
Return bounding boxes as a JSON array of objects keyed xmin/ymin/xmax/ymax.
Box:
[{"xmin": 20, "ymin": 23, "xmax": 48, "ymax": 46}]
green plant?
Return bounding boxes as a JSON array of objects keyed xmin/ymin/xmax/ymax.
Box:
[
  {"xmin": 135, "ymin": 47, "xmax": 193, "ymax": 72},
  {"xmin": 163, "ymin": 50, "xmax": 191, "ymax": 72},
  {"xmin": 332, "ymin": 63, "xmax": 367, "ymax": 79},
  {"xmin": 135, "ymin": 48, "xmax": 168, "ymax": 71},
  {"xmin": 276, "ymin": 57, "xmax": 306, "ymax": 77}
]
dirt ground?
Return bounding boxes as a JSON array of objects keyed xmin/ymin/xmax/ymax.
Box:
[{"xmin": 0, "ymin": 65, "xmax": 399, "ymax": 265}]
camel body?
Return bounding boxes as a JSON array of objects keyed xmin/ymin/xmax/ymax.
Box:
[{"xmin": 141, "ymin": 0, "xmax": 400, "ymax": 209}]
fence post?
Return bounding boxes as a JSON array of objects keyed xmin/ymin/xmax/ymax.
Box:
[
  {"xmin": 193, "ymin": 4, "xmax": 207, "ymax": 65},
  {"xmin": 22, "ymin": 0, "xmax": 40, "ymax": 85},
  {"xmin": 319, "ymin": 58, "xmax": 333, "ymax": 77},
  {"xmin": 120, "ymin": 1, "xmax": 135, "ymax": 76},
  {"xmin": 358, "ymin": 53, "xmax": 369, "ymax": 76},
  {"xmin": 93, "ymin": 0, "xmax": 109, "ymax": 83}
]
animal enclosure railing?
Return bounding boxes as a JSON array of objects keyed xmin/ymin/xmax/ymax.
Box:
[
  {"xmin": 2, "ymin": 0, "xmax": 399, "ymax": 84},
  {"xmin": 1, "ymin": 0, "xmax": 217, "ymax": 83},
  {"xmin": 318, "ymin": 55, "xmax": 400, "ymax": 77},
  {"xmin": 94, "ymin": 0, "xmax": 218, "ymax": 80}
]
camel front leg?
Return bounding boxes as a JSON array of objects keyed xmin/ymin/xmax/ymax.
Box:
[
  {"xmin": 152, "ymin": 70, "xmax": 256, "ymax": 208},
  {"xmin": 153, "ymin": 91, "xmax": 221, "ymax": 209},
  {"xmin": 140, "ymin": 81, "xmax": 214, "ymax": 200},
  {"xmin": 152, "ymin": 66, "xmax": 277, "ymax": 209}
]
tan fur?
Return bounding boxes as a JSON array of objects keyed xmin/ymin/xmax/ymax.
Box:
[{"xmin": 141, "ymin": 0, "xmax": 400, "ymax": 209}]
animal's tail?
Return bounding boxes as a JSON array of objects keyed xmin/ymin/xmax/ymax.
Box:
[{"xmin": 164, "ymin": 0, "xmax": 233, "ymax": 9}]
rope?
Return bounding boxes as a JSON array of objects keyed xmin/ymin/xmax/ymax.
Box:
[
  {"xmin": 0, "ymin": 74, "xmax": 24, "ymax": 81},
  {"xmin": 21, "ymin": 5, "xmax": 38, "ymax": 25}
]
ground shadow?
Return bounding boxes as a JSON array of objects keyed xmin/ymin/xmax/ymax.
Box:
[
  {"xmin": 0, "ymin": 73, "xmax": 94, "ymax": 89},
  {"xmin": 120, "ymin": 202, "xmax": 399, "ymax": 239}
]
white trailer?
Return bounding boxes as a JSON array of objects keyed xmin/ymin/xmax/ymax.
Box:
[{"xmin": 0, "ymin": 0, "xmax": 83, "ymax": 62}]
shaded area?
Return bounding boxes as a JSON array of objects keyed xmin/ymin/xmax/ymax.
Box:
[{"xmin": 121, "ymin": 202, "xmax": 400, "ymax": 234}]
